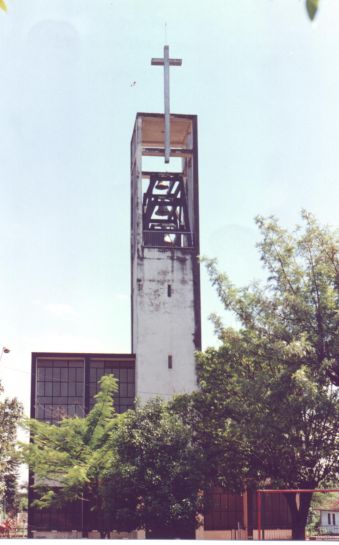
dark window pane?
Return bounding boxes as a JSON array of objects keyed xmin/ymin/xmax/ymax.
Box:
[
  {"xmin": 53, "ymin": 367, "xmax": 60, "ymax": 380},
  {"xmin": 60, "ymin": 368, "xmax": 68, "ymax": 381},
  {"xmin": 75, "ymin": 405, "xmax": 84, "ymax": 417},
  {"xmin": 61, "ymin": 382, "xmax": 68, "ymax": 396},
  {"xmin": 37, "ymin": 368, "xmax": 45, "ymax": 381},
  {"xmin": 37, "ymin": 397, "xmax": 52, "ymax": 404},
  {"xmin": 76, "ymin": 382, "xmax": 84, "ymax": 396},
  {"xmin": 52, "ymin": 382, "xmax": 60, "ymax": 396},
  {"xmin": 96, "ymin": 369, "xmax": 104, "ymax": 380},
  {"xmin": 89, "ymin": 384, "xmax": 97, "ymax": 396},
  {"xmin": 127, "ymin": 369, "xmax": 134, "ymax": 382},
  {"xmin": 120, "ymin": 383, "xmax": 128, "ymax": 397},
  {"xmin": 36, "ymin": 405, "xmax": 44, "ymax": 419},
  {"xmin": 89, "ymin": 369, "xmax": 96, "ymax": 381},
  {"xmin": 61, "ymin": 405, "xmax": 69, "ymax": 418},
  {"xmin": 68, "ymin": 382, "xmax": 76, "ymax": 396},
  {"xmin": 71, "ymin": 360, "xmax": 84, "ymax": 368},
  {"xmin": 120, "ymin": 368, "xmax": 128, "ymax": 381},
  {"xmin": 44, "ymin": 405, "xmax": 54, "ymax": 419},
  {"xmin": 127, "ymin": 383, "xmax": 135, "ymax": 397},
  {"xmin": 53, "ymin": 397, "xmax": 68, "ymax": 405},
  {"xmin": 56, "ymin": 406, "xmax": 67, "ymax": 419},
  {"xmin": 45, "ymin": 368, "xmax": 53, "ymax": 380},
  {"xmin": 37, "ymin": 382, "xmax": 44, "ymax": 396},
  {"xmin": 38, "ymin": 360, "xmax": 53, "ymax": 368},
  {"xmin": 76, "ymin": 368, "xmax": 84, "ymax": 382},
  {"xmin": 68, "ymin": 397, "xmax": 82, "ymax": 405},
  {"xmin": 111, "ymin": 368, "xmax": 120, "ymax": 379},
  {"xmin": 56, "ymin": 360, "xmax": 68, "ymax": 367},
  {"xmin": 68, "ymin": 405, "xmax": 76, "ymax": 417},
  {"xmin": 91, "ymin": 360, "xmax": 104, "ymax": 369},
  {"xmin": 69, "ymin": 368, "xmax": 76, "ymax": 382},
  {"xmin": 45, "ymin": 382, "xmax": 53, "ymax": 396}
]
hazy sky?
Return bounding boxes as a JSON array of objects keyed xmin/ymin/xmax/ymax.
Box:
[{"xmin": 1, "ymin": 0, "xmax": 338, "ymax": 417}]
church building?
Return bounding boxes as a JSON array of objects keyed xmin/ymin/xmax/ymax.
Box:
[{"xmin": 28, "ymin": 46, "xmax": 292, "ymax": 539}]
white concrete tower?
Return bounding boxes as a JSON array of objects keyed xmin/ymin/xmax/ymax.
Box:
[
  {"xmin": 131, "ymin": 112, "xmax": 201, "ymax": 402},
  {"xmin": 131, "ymin": 46, "xmax": 201, "ymax": 402}
]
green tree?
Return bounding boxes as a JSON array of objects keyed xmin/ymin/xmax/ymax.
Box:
[
  {"xmin": 22, "ymin": 378, "xmax": 206, "ymax": 538},
  {"xmin": 183, "ymin": 212, "xmax": 338, "ymax": 540},
  {"xmin": 21, "ymin": 375, "xmax": 121, "ymax": 537},
  {"xmin": 2, "ymin": 457, "xmax": 20, "ymax": 516},
  {"xmin": 0, "ymin": 382, "xmax": 22, "ymax": 515},
  {"xmin": 209, "ymin": 211, "xmax": 339, "ymax": 385},
  {"xmin": 100, "ymin": 397, "xmax": 205, "ymax": 538}
]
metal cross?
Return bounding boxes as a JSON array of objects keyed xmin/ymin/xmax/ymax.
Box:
[{"xmin": 151, "ymin": 45, "xmax": 182, "ymax": 163}]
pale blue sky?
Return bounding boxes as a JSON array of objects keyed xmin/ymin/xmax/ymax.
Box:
[{"xmin": 0, "ymin": 0, "xmax": 338, "ymax": 415}]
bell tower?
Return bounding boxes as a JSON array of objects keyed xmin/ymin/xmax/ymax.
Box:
[{"xmin": 131, "ymin": 47, "xmax": 201, "ymax": 402}]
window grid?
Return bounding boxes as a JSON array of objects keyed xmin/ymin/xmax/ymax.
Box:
[
  {"xmin": 89, "ymin": 360, "xmax": 135, "ymax": 413},
  {"xmin": 36, "ymin": 360, "xmax": 85, "ymax": 423},
  {"xmin": 31, "ymin": 355, "xmax": 136, "ymax": 533}
]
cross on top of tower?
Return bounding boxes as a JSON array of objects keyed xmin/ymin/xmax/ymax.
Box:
[{"xmin": 151, "ymin": 45, "xmax": 182, "ymax": 163}]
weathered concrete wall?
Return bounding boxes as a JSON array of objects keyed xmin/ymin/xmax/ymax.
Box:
[
  {"xmin": 133, "ymin": 248, "xmax": 197, "ymax": 402},
  {"xmin": 130, "ymin": 114, "xmax": 200, "ymax": 403}
]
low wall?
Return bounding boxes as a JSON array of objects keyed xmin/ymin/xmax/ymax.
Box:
[
  {"xmin": 31, "ymin": 529, "xmax": 142, "ymax": 539},
  {"xmin": 197, "ymin": 528, "xmax": 248, "ymax": 540},
  {"xmin": 253, "ymin": 529, "xmax": 292, "ymax": 540}
]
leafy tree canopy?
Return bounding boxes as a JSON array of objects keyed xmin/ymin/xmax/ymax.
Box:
[
  {"xmin": 177, "ymin": 212, "xmax": 338, "ymax": 540},
  {"xmin": 21, "ymin": 375, "xmax": 120, "ymax": 536},
  {"xmin": 100, "ymin": 397, "xmax": 205, "ymax": 538},
  {"xmin": 0, "ymin": 382, "xmax": 22, "ymax": 509},
  {"xmin": 22, "ymin": 377, "xmax": 205, "ymax": 538}
]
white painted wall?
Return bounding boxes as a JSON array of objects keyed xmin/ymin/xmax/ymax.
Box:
[
  {"xmin": 133, "ymin": 247, "xmax": 197, "ymax": 402},
  {"xmin": 320, "ymin": 510, "xmax": 338, "ymax": 530}
]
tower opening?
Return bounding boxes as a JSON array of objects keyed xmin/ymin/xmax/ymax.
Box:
[{"xmin": 142, "ymin": 173, "xmax": 192, "ymax": 248}]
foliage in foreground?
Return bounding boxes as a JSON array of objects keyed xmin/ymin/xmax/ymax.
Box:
[
  {"xmin": 0, "ymin": 381, "xmax": 22, "ymax": 515},
  {"xmin": 21, "ymin": 375, "xmax": 120, "ymax": 536},
  {"xmin": 175, "ymin": 211, "xmax": 339, "ymax": 540},
  {"xmin": 22, "ymin": 376, "xmax": 204, "ymax": 537},
  {"xmin": 100, "ymin": 398, "xmax": 205, "ymax": 538}
]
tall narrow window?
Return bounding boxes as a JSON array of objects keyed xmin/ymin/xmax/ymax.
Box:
[
  {"xmin": 168, "ymin": 355, "xmax": 172, "ymax": 369},
  {"xmin": 167, "ymin": 284, "xmax": 172, "ymax": 297},
  {"xmin": 333, "ymin": 514, "xmax": 336, "ymax": 525},
  {"xmin": 328, "ymin": 513, "xmax": 331, "ymax": 525}
]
